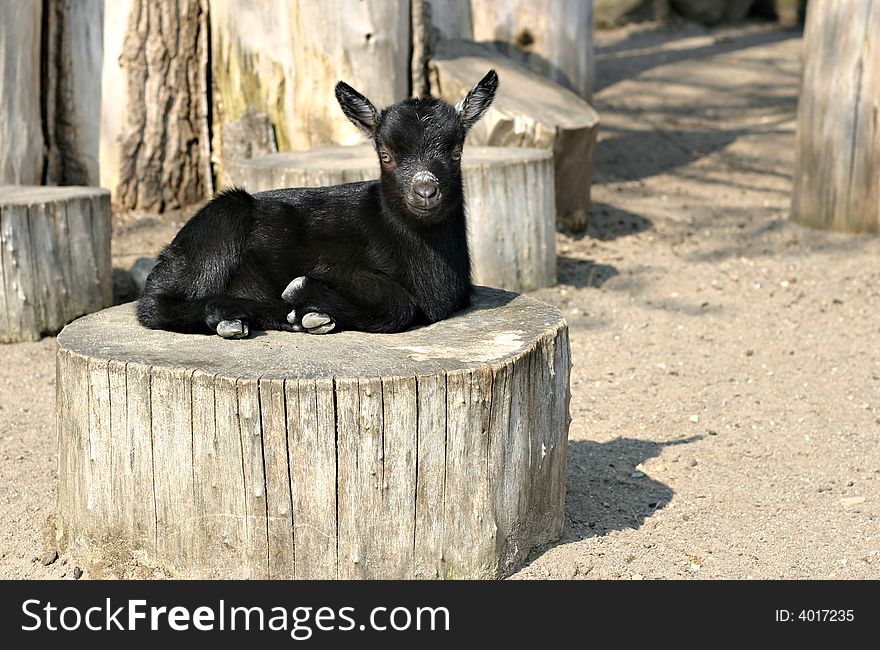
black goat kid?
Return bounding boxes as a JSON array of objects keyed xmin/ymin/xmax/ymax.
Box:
[{"xmin": 137, "ymin": 70, "xmax": 499, "ymax": 338}]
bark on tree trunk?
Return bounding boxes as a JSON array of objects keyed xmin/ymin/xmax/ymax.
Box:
[{"xmin": 104, "ymin": 0, "xmax": 212, "ymax": 211}]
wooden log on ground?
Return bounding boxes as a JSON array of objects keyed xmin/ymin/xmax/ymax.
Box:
[
  {"xmin": 429, "ymin": 39, "xmax": 599, "ymax": 232},
  {"xmin": 225, "ymin": 145, "xmax": 557, "ymax": 292},
  {"xmin": 99, "ymin": 0, "xmax": 212, "ymax": 210},
  {"xmin": 0, "ymin": 1, "xmax": 44, "ymax": 184},
  {"xmin": 0, "ymin": 186, "xmax": 112, "ymax": 342},
  {"xmin": 791, "ymin": 0, "xmax": 880, "ymax": 233},
  {"xmin": 56, "ymin": 287, "xmax": 571, "ymax": 579}
]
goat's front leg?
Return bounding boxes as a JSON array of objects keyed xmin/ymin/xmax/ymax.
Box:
[{"xmin": 281, "ymin": 270, "xmax": 417, "ymax": 334}]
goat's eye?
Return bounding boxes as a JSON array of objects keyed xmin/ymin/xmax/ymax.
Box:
[
  {"xmin": 379, "ymin": 151, "xmax": 392, "ymax": 164},
  {"xmin": 451, "ymin": 148, "xmax": 462, "ymax": 161}
]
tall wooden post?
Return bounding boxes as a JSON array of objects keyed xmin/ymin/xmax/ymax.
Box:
[
  {"xmin": 791, "ymin": 0, "xmax": 880, "ymax": 233},
  {"xmin": 0, "ymin": 2, "xmax": 44, "ymax": 185}
]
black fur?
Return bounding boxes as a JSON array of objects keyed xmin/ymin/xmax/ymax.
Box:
[{"xmin": 137, "ymin": 70, "xmax": 499, "ymax": 336}]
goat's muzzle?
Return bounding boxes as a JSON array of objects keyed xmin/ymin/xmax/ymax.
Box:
[{"xmin": 407, "ymin": 171, "xmax": 441, "ymax": 212}]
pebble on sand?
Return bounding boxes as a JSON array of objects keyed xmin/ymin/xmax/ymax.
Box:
[
  {"xmin": 39, "ymin": 550, "xmax": 58, "ymax": 566},
  {"xmin": 839, "ymin": 497, "xmax": 866, "ymax": 507}
]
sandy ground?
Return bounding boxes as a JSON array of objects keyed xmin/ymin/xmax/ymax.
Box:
[{"xmin": 2, "ymin": 21, "xmax": 878, "ymax": 580}]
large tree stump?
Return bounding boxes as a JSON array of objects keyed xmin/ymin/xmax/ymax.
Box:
[
  {"xmin": 225, "ymin": 145, "xmax": 557, "ymax": 292},
  {"xmin": 429, "ymin": 39, "xmax": 599, "ymax": 232},
  {"xmin": 56, "ymin": 287, "xmax": 570, "ymax": 579},
  {"xmin": 0, "ymin": 186, "xmax": 112, "ymax": 342},
  {"xmin": 791, "ymin": 0, "xmax": 880, "ymax": 233},
  {"xmin": 0, "ymin": 1, "xmax": 44, "ymax": 184}
]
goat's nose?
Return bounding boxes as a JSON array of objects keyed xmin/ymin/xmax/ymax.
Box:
[{"xmin": 413, "ymin": 179, "xmax": 439, "ymax": 199}]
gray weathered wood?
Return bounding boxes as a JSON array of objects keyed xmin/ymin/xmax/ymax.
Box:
[
  {"xmin": 468, "ymin": 0, "xmax": 595, "ymax": 99},
  {"xmin": 429, "ymin": 0, "xmax": 595, "ymax": 99},
  {"xmin": 0, "ymin": 1, "xmax": 44, "ymax": 184},
  {"xmin": 0, "ymin": 186, "xmax": 112, "ymax": 342},
  {"xmin": 259, "ymin": 377, "xmax": 295, "ymax": 579},
  {"xmin": 56, "ymin": 287, "xmax": 571, "ymax": 579},
  {"xmin": 288, "ymin": 0, "xmax": 410, "ymax": 149},
  {"xmin": 224, "ymin": 145, "xmax": 556, "ymax": 292},
  {"xmin": 43, "ymin": 0, "xmax": 104, "ymax": 186},
  {"xmin": 429, "ymin": 39, "xmax": 599, "ymax": 231},
  {"xmin": 791, "ymin": 0, "xmax": 880, "ymax": 233}
]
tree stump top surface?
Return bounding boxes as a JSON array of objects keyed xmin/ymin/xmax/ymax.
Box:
[
  {"xmin": 234, "ymin": 145, "xmax": 551, "ymax": 174},
  {"xmin": 0, "ymin": 185, "xmax": 110, "ymax": 206},
  {"xmin": 58, "ymin": 287, "xmax": 565, "ymax": 380}
]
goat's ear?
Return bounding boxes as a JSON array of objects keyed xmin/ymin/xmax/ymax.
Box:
[
  {"xmin": 455, "ymin": 69, "xmax": 499, "ymax": 131},
  {"xmin": 335, "ymin": 81, "xmax": 381, "ymax": 137}
]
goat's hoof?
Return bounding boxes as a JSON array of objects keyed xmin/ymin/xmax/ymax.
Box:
[
  {"xmin": 285, "ymin": 310, "xmax": 304, "ymax": 332},
  {"xmin": 282, "ymin": 276, "xmax": 307, "ymax": 302},
  {"xmin": 301, "ymin": 312, "xmax": 330, "ymax": 329},
  {"xmin": 302, "ymin": 312, "xmax": 335, "ymax": 334},
  {"xmin": 216, "ymin": 319, "xmax": 249, "ymax": 339},
  {"xmin": 308, "ymin": 322, "xmax": 336, "ymax": 335}
]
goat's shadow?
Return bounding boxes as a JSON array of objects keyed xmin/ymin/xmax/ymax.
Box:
[{"xmin": 526, "ymin": 435, "xmax": 701, "ymax": 564}]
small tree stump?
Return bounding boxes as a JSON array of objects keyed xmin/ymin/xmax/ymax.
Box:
[
  {"xmin": 0, "ymin": 186, "xmax": 112, "ymax": 342},
  {"xmin": 225, "ymin": 145, "xmax": 557, "ymax": 292},
  {"xmin": 56, "ymin": 287, "xmax": 570, "ymax": 579},
  {"xmin": 792, "ymin": 0, "xmax": 880, "ymax": 232}
]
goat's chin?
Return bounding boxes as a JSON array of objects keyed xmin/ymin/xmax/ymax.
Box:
[{"xmin": 404, "ymin": 201, "xmax": 446, "ymax": 224}]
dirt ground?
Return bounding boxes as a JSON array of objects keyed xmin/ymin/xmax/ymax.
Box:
[{"xmin": 2, "ymin": 21, "xmax": 878, "ymax": 580}]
